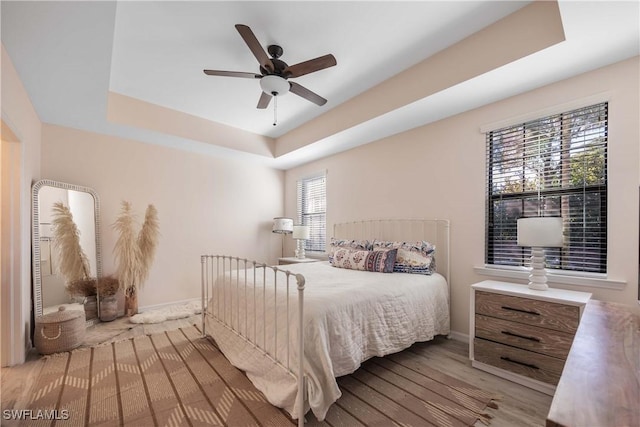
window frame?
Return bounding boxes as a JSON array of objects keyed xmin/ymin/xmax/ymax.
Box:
[
  {"xmin": 485, "ymin": 102, "xmax": 608, "ymax": 277},
  {"xmin": 296, "ymin": 172, "xmax": 327, "ymax": 254}
]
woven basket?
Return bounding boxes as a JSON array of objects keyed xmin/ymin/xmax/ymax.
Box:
[{"xmin": 35, "ymin": 306, "xmax": 86, "ymax": 355}]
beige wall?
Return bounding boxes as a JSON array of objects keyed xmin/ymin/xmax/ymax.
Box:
[
  {"xmin": 284, "ymin": 57, "xmax": 640, "ymax": 337},
  {"xmin": 41, "ymin": 124, "xmax": 285, "ymax": 308},
  {"xmin": 1, "ymin": 45, "xmax": 42, "ymax": 365},
  {"xmin": 107, "ymin": 92, "xmax": 276, "ymax": 158}
]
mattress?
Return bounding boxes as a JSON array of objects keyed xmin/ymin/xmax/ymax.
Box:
[{"xmin": 205, "ymin": 260, "xmax": 450, "ymax": 421}]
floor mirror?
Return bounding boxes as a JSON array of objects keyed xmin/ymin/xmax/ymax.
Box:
[{"xmin": 32, "ymin": 179, "xmax": 102, "ymax": 325}]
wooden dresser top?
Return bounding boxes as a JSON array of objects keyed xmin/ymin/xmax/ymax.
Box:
[
  {"xmin": 472, "ymin": 280, "xmax": 592, "ymax": 306},
  {"xmin": 546, "ymin": 300, "xmax": 640, "ymax": 427}
]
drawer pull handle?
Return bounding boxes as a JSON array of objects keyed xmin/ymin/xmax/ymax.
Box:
[
  {"xmin": 500, "ymin": 356, "xmax": 539, "ymax": 370},
  {"xmin": 501, "ymin": 306, "xmax": 540, "ymax": 316},
  {"xmin": 501, "ymin": 330, "xmax": 541, "ymax": 342}
]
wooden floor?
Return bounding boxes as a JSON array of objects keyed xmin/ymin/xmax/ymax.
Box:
[{"xmin": 1, "ymin": 317, "xmax": 552, "ymax": 426}]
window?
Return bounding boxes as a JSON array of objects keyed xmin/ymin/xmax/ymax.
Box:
[
  {"xmin": 296, "ymin": 173, "xmax": 326, "ymax": 253},
  {"xmin": 486, "ymin": 102, "xmax": 607, "ymax": 274}
]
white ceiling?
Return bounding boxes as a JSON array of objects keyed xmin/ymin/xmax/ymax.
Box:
[
  {"xmin": 1, "ymin": 1, "xmax": 639, "ymax": 169},
  {"xmin": 108, "ymin": 1, "xmax": 527, "ymax": 137}
]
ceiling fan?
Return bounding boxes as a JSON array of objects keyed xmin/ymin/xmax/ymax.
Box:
[{"xmin": 203, "ymin": 24, "xmax": 337, "ymax": 115}]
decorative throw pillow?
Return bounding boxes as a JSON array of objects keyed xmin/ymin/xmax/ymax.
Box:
[
  {"xmin": 328, "ymin": 237, "xmax": 372, "ymax": 262},
  {"xmin": 331, "ymin": 248, "xmax": 397, "ymax": 273},
  {"xmin": 365, "ymin": 248, "xmax": 397, "ymax": 273},
  {"xmin": 373, "ymin": 240, "xmax": 435, "ymax": 275}
]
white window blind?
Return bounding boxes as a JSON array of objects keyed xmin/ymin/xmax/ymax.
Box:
[
  {"xmin": 486, "ymin": 102, "xmax": 608, "ymax": 274},
  {"xmin": 297, "ymin": 174, "xmax": 326, "ymax": 253}
]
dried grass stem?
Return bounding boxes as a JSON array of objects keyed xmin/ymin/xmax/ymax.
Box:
[
  {"xmin": 51, "ymin": 202, "xmax": 90, "ymax": 283},
  {"xmin": 113, "ymin": 201, "xmax": 160, "ymax": 296}
]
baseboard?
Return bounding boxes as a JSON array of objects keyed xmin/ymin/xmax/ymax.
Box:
[
  {"xmin": 138, "ymin": 297, "xmax": 200, "ymax": 313},
  {"xmin": 448, "ymin": 330, "xmax": 469, "ymax": 343}
]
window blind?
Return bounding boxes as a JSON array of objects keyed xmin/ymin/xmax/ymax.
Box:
[
  {"xmin": 296, "ymin": 174, "xmax": 326, "ymax": 252},
  {"xmin": 486, "ymin": 102, "xmax": 608, "ymax": 273}
]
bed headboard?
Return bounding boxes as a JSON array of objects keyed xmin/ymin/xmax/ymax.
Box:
[{"xmin": 332, "ymin": 219, "xmax": 450, "ymax": 282}]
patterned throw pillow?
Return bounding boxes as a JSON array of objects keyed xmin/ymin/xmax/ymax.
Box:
[
  {"xmin": 331, "ymin": 248, "xmax": 397, "ymax": 273},
  {"xmin": 372, "ymin": 240, "xmax": 436, "ymax": 275},
  {"xmin": 328, "ymin": 238, "xmax": 372, "ymax": 262}
]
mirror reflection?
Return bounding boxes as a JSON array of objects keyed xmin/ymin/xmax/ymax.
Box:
[{"xmin": 32, "ymin": 180, "xmax": 101, "ymax": 324}]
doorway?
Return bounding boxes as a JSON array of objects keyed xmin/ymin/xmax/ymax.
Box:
[{"xmin": 1, "ymin": 119, "xmax": 22, "ymax": 367}]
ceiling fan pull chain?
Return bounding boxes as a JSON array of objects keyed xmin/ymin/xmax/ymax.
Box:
[{"xmin": 273, "ymin": 95, "xmax": 278, "ymax": 126}]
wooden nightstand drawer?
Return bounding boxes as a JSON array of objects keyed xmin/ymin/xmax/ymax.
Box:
[
  {"xmin": 475, "ymin": 290, "xmax": 580, "ymax": 333},
  {"xmin": 470, "ymin": 281, "xmax": 591, "ymax": 395},
  {"xmin": 475, "ymin": 314, "xmax": 574, "ymax": 359},
  {"xmin": 474, "ymin": 338, "xmax": 563, "ymax": 385}
]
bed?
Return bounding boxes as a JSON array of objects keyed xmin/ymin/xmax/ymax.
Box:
[{"xmin": 201, "ymin": 219, "xmax": 450, "ymax": 424}]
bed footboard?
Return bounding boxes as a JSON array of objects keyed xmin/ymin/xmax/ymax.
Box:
[{"xmin": 200, "ymin": 255, "xmax": 306, "ymax": 426}]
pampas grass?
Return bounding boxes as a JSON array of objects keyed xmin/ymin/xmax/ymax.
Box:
[
  {"xmin": 51, "ymin": 202, "xmax": 90, "ymax": 284},
  {"xmin": 113, "ymin": 201, "xmax": 141, "ymax": 297},
  {"xmin": 66, "ymin": 278, "xmax": 96, "ymax": 297},
  {"xmin": 97, "ymin": 275, "xmax": 120, "ymax": 297},
  {"xmin": 112, "ymin": 201, "xmax": 160, "ymax": 298},
  {"xmin": 137, "ymin": 205, "xmax": 159, "ymax": 285}
]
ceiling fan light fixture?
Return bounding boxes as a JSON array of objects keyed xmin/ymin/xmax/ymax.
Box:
[{"xmin": 260, "ymin": 75, "xmax": 289, "ymax": 96}]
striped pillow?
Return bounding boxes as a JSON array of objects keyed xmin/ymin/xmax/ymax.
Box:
[{"xmin": 373, "ymin": 240, "xmax": 435, "ymax": 275}]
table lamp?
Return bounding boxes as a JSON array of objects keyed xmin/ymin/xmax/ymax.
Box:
[
  {"xmin": 272, "ymin": 217, "xmax": 293, "ymax": 257},
  {"xmin": 517, "ymin": 217, "xmax": 563, "ymax": 291},
  {"xmin": 292, "ymin": 225, "xmax": 310, "ymax": 259}
]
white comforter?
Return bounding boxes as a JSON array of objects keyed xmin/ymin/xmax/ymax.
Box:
[{"xmin": 205, "ymin": 261, "xmax": 449, "ymax": 421}]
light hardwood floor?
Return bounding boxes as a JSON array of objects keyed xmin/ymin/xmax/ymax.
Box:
[{"xmin": 1, "ymin": 317, "xmax": 552, "ymax": 426}]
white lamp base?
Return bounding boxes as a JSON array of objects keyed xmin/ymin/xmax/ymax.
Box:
[
  {"xmin": 528, "ymin": 247, "xmax": 549, "ymax": 291},
  {"xmin": 295, "ymin": 239, "xmax": 306, "ymax": 259}
]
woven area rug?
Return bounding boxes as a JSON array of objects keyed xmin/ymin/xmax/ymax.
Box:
[
  {"xmin": 25, "ymin": 326, "xmax": 499, "ymax": 426},
  {"xmin": 28, "ymin": 325, "xmax": 289, "ymax": 426}
]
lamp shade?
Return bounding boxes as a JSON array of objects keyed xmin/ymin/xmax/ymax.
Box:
[
  {"xmin": 272, "ymin": 217, "xmax": 293, "ymax": 234},
  {"xmin": 292, "ymin": 225, "xmax": 310, "ymax": 240},
  {"xmin": 517, "ymin": 217, "xmax": 563, "ymax": 247}
]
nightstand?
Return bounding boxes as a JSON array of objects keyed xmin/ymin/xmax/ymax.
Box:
[
  {"xmin": 470, "ymin": 280, "xmax": 591, "ymax": 395},
  {"xmin": 278, "ymin": 257, "xmax": 320, "ymax": 266}
]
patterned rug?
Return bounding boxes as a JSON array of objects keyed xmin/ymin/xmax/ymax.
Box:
[
  {"xmin": 24, "ymin": 326, "xmax": 499, "ymax": 426},
  {"xmin": 27, "ymin": 326, "xmax": 289, "ymax": 426}
]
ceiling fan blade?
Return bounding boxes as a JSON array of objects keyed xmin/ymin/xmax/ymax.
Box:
[
  {"xmin": 257, "ymin": 92, "xmax": 272, "ymax": 109},
  {"xmin": 235, "ymin": 24, "xmax": 274, "ymax": 72},
  {"xmin": 289, "ymin": 82, "xmax": 327, "ymax": 106},
  {"xmin": 203, "ymin": 70, "xmax": 261, "ymax": 78},
  {"xmin": 284, "ymin": 54, "xmax": 336, "ymax": 78}
]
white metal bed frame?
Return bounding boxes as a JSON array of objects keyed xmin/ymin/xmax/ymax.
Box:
[{"xmin": 201, "ymin": 219, "xmax": 450, "ymax": 425}]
